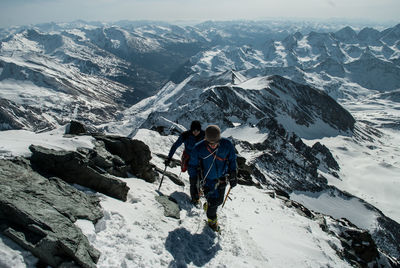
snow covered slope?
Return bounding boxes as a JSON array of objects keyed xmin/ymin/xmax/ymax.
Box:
[
  {"xmin": 0, "ymin": 128, "xmax": 396, "ymax": 267},
  {"xmin": 108, "ymin": 72, "xmax": 355, "ymax": 140},
  {"xmin": 1, "ymin": 20, "xmax": 400, "ymax": 266}
]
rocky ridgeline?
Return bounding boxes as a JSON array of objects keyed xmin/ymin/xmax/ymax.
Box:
[
  {"xmin": 270, "ymin": 191, "xmax": 399, "ymax": 267},
  {"xmin": 0, "ymin": 121, "xmax": 161, "ymax": 267},
  {"xmin": 1, "ymin": 121, "xmax": 399, "ymax": 267},
  {"xmin": 0, "ymin": 158, "xmax": 102, "ymax": 267},
  {"xmin": 135, "ymin": 74, "xmax": 355, "ymax": 140}
]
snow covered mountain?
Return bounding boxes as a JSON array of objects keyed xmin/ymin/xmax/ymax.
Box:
[
  {"xmin": 184, "ymin": 23, "xmax": 400, "ymax": 98},
  {"xmin": 112, "ymin": 72, "xmax": 355, "ymax": 140},
  {"xmin": 106, "ymin": 68, "xmax": 400, "ymax": 262},
  {"xmin": 1, "ymin": 20, "xmax": 400, "ymax": 267},
  {"xmin": 2, "ymin": 21, "xmax": 399, "ymax": 132}
]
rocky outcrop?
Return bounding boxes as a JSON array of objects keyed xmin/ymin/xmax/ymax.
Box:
[
  {"xmin": 272, "ymin": 191, "xmax": 399, "ymax": 267},
  {"xmin": 247, "ymin": 120, "xmax": 400, "ymax": 262},
  {"xmin": 93, "ymin": 135, "xmax": 158, "ymax": 183},
  {"xmin": 29, "ymin": 145, "xmax": 130, "ymax": 201},
  {"xmin": 243, "ymin": 119, "xmax": 331, "ymax": 192},
  {"xmin": 133, "ymin": 74, "xmax": 356, "ymax": 140},
  {"xmin": 154, "ymin": 166, "xmax": 185, "ymax": 187},
  {"xmin": 0, "ymin": 158, "xmax": 102, "ymax": 268},
  {"xmin": 0, "ymin": 98, "xmax": 53, "ymax": 131},
  {"xmin": 66, "ymin": 120, "xmax": 87, "ymax": 135}
]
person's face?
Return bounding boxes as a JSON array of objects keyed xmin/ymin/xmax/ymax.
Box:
[
  {"xmin": 208, "ymin": 141, "xmax": 219, "ymax": 149},
  {"xmin": 192, "ymin": 129, "xmax": 200, "ymax": 136}
]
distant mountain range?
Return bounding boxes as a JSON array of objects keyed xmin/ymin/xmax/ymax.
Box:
[
  {"xmin": 1, "ymin": 20, "xmax": 400, "ymax": 265},
  {"xmin": 1, "ymin": 21, "xmax": 399, "ymax": 131}
]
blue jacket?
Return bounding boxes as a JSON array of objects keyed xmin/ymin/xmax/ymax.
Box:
[
  {"xmin": 168, "ymin": 130, "xmax": 205, "ymax": 159},
  {"xmin": 188, "ymin": 138, "xmax": 237, "ymax": 182}
]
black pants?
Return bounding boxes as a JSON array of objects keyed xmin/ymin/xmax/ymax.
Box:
[
  {"xmin": 189, "ymin": 176, "xmax": 200, "ymax": 201},
  {"xmin": 204, "ymin": 180, "xmax": 227, "ymax": 221}
]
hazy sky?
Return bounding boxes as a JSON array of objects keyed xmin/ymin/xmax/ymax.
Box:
[{"xmin": 1, "ymin": 0, "xmax": 399, "ymax": 28}]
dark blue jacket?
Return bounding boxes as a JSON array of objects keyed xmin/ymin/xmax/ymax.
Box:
[
  {"xmin": 188, "ymin": 138, "xmax": 237, "ymax": 183},
  {"xmin": 168, "ymin": 130, "xmax": 205, "ymax": 159}
]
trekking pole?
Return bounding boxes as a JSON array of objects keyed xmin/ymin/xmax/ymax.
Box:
[
  {"xmin": 158, "ymin": 165, "xmax": 167, "ymax": 191},
  {"xmin": 222, "ymin": 186, "xmax": 232, "ymax": 208}
]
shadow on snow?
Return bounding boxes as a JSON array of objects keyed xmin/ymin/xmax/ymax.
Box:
[{"xmin": 165, "ymin": 226, "xmax": 221, "ymax": 267}]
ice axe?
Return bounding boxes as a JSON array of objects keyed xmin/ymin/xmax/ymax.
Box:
[
  {"xmin": 222, "ymin": 186, "xmax": 232, "ymax": 208},
  {"xmin": 158, "ymin": 165, "xmax": 167, "ymax": 191}
]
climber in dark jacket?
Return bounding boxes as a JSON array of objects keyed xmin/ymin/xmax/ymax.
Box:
[
  {"xmin": 165, "ymin": 120, "xmax": 205, "ymax": 202},
  {"xmin": 188, "ymin": 125, "xmax": 237, "ymax": 231}
]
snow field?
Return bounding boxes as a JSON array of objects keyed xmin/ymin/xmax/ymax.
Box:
[{"xmin": 73, "ymin": 129, "xmax": 351, "ymax": 267}]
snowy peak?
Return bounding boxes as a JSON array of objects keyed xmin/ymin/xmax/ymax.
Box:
[
  {"xmin": 357, "ymin": 27, "xmax": 381, "ymax": 43},
  {"xmin": 121, "ymin": 74, "xmax": 355, "ymax": 140},
  {"xmin": 334, "ymin": 26, "xmax": 358, "ymax": 42}
]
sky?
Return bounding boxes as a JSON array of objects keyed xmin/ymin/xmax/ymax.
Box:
[{"xmin": 0, "ymin": 0, "xmax": 399, "ymax": 28}]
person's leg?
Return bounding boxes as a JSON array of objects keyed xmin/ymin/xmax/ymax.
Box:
[
  {"xmin": 206, "ymin": 182, "xmax": 227, "ymax": 220},
  {"xmin": 189, "ymin": 176, "xmax": 200, "ymax": 202}
]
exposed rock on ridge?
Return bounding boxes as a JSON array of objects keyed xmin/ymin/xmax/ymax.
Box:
[{"xmin": 0, "ymin": 158, "xmax": 102, "ymax": 267}]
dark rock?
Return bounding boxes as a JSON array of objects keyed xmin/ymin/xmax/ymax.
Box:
[
  {"xmin": 66, "ymin": 121, "xmax": 87, "ymax": 135},
  {"xmin": 274, "ymin": 188, "xmax": 290, "ymax": 199},
  {"xmin": 94, "ymin": 135, "xmax": 157, "ymax": 183},
  {"xmin": 374, "ymin": 216, "xmax": 400, "ymax": 261},
  {"xmin": 291, "ymin": 200, "xmax": 314, "ymax": 219},
  {"xmin": 29, "ymin": 145, "xmax": 130, "ymax": 201},
  {"xmin": 311, "ymin": 142, "xmax": 340, "ymax": 171},
  {"xmin": 0, "ymin": 158, "xmax": 102, "ymax": 267},
  {"xmin": 155, "ymin": 195, "xmax": 180, "ymax": 219},
  {"xmin": 154, "ymin": 166, "xmax": 185, "ymax": 187},
  {"xmin": 344, "ymin": 230, "xmax": 379, "ymax": 263},
  {"xmin": 155, "ymin": 153, "xmax": 181, "ymax": 168},
  {"xmin": 83, "ymin": 141, "xmax": 131, "ymax": 178},
  {"xmin": 236, "ymin": 155, "xmax": 256, "ymax": 186}
]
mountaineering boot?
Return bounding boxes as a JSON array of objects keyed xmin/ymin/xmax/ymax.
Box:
[
  {"xmin": 203, "ymin": 202, "xmax": 208, "ymax": 212},
  {"xmin": 207, "ymin": 218, "xmax": 220, "ymax": 232}
]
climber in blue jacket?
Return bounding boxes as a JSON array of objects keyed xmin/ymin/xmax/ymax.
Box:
[
  {"xmin": 165, "ymin": 120, "xmax": 205, "ymax": 203},
  {"xmin": 188, "ymin": 125, "xmax": 237, "ymax": 231}
]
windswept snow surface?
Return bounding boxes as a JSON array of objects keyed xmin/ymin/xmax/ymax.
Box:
[
  {"xmin": 291, "ymin": 190, "xmax": 379, "ymax": 230},
  {"xmin": 74, "ymin": 129, "xmax": 350, "ymax": 268},
  {"xmin": 0, "ymin": 128, "xmax": 352, "ymax": 267},
  {"xmin": 0, "ymin": 236, "xmax": 37, "ymax": 268},
  {"xmin": 222, "ymin": 125, "xmax": 268, "ymax": 144},
  {"xmin": 0, "ymin": 126, "xmax": 94, "ymax": 159},
  {"xmin": 300, "ymin": 96, "xmax": 400, "ymax": 224}
]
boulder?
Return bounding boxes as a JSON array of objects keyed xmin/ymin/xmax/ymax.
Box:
[
  {"xmin": 94, "ymin": 135, "xmax": 157, "ymax": 182},
  {"xmin": 0, "ymin": 158, "xmax": 102, "ymax": 267},
  {"xmin": 66, "ymin": 120, "xmax": 87, "ymax": 135},
  {"xmin": 155, "ymin": 196, "xmax": 180, "ymax": 219},
  {"xmin": 29, "ymin": 145, "xmax": 130, "ymax": 201},
  {"xmin": 236, "ymin": 155, "xmax": 255, "ymax": 186}
]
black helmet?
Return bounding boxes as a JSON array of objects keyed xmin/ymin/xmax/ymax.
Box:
[{"xmin": 190, "ymin": 120, "xmax": 201, "ymax": 132}]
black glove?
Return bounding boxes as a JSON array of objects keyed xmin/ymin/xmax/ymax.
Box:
[
  {"xmin": 164, "ymin": 158, "xmax": 171, "ymax": 167},
  {"xmin": 229, "ymin": 170, "xmax": 238, "ymax": 188}
]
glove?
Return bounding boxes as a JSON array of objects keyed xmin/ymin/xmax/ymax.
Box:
[
  {"xmin": 164, "ymin": 158, "xmax": 171, "ymax": 167},
  {"xmin": 228, "ymin": 170, "xmax": 238, "ymax": 188}
]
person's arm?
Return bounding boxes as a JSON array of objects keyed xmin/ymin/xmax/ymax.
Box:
[{"xmin": 167, "ymin": 134, "xmax": 185, "ymax": 159}]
